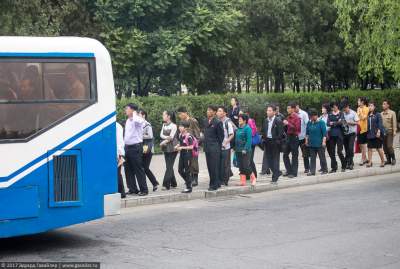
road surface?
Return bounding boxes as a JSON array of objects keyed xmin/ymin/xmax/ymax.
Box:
[{"xmin": 2, "ymin": 173, "xmax": 400, "ymax": 269}]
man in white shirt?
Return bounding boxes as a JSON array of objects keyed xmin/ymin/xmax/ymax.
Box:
[
  {"xmin": 116, "ymin": 122, "xmax": 126, "ymax": 198},
  {"xmin": 217, "ymin": 106, "xmax": 235, "ymax": 186},
  {"xmin": 296, "ymin": 104, "xmax": 310, "ymax": 173},
  {"xmin": 342, "ymin": 102, "xmax": 359, "ymax": 170},
  {"xmin": 124, "ymin": 103, "xmax": 148, "ymax": 196}
]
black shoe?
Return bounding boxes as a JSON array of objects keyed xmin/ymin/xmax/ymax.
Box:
[
  {"xmin": 287, "ymin": 174, "xmax": 295, "ymax": 179},
  {"xmin": 307, "ymin": 172, "xmax": 315, "ymax": 176},
  {"xmin": 283, "ymin": 173, "xmax": 290, "ymax": 177},
  {"xmin": 341, "ymin": 168, "xmax": 346, "ymax": 172},
  {"xmin": 128, "ymin": 190, "xmax": 139, "ymax": 195},
  {"xmin": 208, "ymin": 188, "xmax": 217, "ymax": 191},
  {"xmin": 260, "ymin": 171, "xmax": 267, "ymax": 175},
  {"xmin": 329, "ymin": 169, "xmax": 337, "ymax": 173},
  {"xmin": 318, "ymin": 169, "xmax": 322, "ymax": 172},
  {"xmin": 153, "ymin": 185, "xmax": 158, "ymax": 192},
  {"xmin": 392, "ymin": 159, "xmax": 396, "ymax": 166},
  {"xmin": 121, "ymin": 193, "xmax": 126, "ymax": 199},
  {"xmin": 182, "ymin": 189, "xmax": 192, "ymax": 193},
  {"xmin": 138, "ymin": 192, "xmax": 148, "ymax": 196},
  {"xmin": 321, "ymin": 171, "xmax": 328, "ymax": 175},
  {"xmin": 304, "ymin": 169, "xmax": 310, "ymax": 174},
  {"xmin": 348, "ymin": 164, "xmax": 354, "ymax": 170}
]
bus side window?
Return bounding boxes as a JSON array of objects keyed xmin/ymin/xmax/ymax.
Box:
[{"xmin": 44, "ymin": 63, "xmax": 90, "ymax": 100}]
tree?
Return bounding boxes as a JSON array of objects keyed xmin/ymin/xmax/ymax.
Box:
[{"xmin": 335, "ymin": 0, "xmax": 400, "ymax": 85}]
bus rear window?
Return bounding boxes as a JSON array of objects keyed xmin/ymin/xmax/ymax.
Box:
[{"xmin": 0, "ymin": 60, "xmax": 95, "ymax": 141}]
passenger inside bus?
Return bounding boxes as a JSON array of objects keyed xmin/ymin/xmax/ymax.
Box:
[{"xmin": 66, "ymin": 64, "xmax": 88, "ymax": 99}]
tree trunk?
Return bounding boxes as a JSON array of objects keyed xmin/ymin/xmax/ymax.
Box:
[{"xmin": 237, "ymin": 77, "xmax": 242, "ymax": 93}]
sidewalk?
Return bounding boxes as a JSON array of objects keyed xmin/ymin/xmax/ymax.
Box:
[{"xmin": 121, "ymin": 137, "xmax": 400, "ymax": 208}]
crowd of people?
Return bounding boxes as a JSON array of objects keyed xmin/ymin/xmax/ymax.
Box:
[{"xmin": 116, "ymin": 97, "xmax": 398, "ymax": 197}]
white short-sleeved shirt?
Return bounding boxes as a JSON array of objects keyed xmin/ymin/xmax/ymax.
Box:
[
  {"xmin": 344, "ymin": 109, "xmax": 359, "ymax": 134},
  {"xmin": 222, "ymin": 118, "xmax": 234, "ymax": 150}
]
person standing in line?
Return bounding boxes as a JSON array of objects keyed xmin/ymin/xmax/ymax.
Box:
[
  {"xmin": 229, "ymin": 97, "xmax": 240, "ymax": 127},
  {"xmin": 366, "ymin": 101, "xmax": 386, "ymax": 167},
  {"xmin": 176, "ymin": 121, "xmax": 196, "ymax": 193},
  {"xmin": 235, "ymin": 114, "xmax": 257, "ymax": 186},
  {"xmin": 342, "ymin": 102, "xmax": 359, "ymax": 170},
  {"xmin": 160, "ymin": 111, "xmax": 178, "ymax": 190},
  {"xmin": 327, "ymin": 101, "xmax": 346, "ymax": 173},
  {"xmin": 262, "ymin": 104, "xmax": 284, "ymax": 184},
  {"xmin": 177, "ymin": 107, "xmax": 201, "ymax": 187},
  {"xmin": 217, "ymin": 106, "xmax": 235, "ymax": 186},
  {"xmin": 357, "ymin": 97, "xmax": 369, "ymax": 165},
  {"xmin": 203, "ymin": 105, "xmax": 224, "ymax": 191},
  {"xmin": 283, "ymin": 102, "xmax": 301, "ymax": 178},
  {"xmin": 240, "ymin": 109, "xmax": 259, "ymax": 178},
  {"xmin": 275, "ymin": 104, "xmax": 285, "ymax": 122},
  {"xmin": 116, "ymin": 122, "xmax": 126, "ymax": 198},
  {"xmin": 139, "ymin": 109, "xmax": 159, "ymax": 192},
  {"xmin": 295, "ymin": 104, "xmax": 310, "ymax": 174},
  {"xmin": 306, "ymin": 109, "xmax": 328, "ymax": 176},
  {"xmin": 381, "ymin": 100, "xmax": 397, "ymax": 165},
  {"xmin": 124, "ymin": 103, "xmax": 148, "ymax": 196}
]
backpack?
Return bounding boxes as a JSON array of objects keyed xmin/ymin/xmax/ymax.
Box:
[{"xmin": 183, "ymin": 133, "xmax": 199, "ymax": 158}]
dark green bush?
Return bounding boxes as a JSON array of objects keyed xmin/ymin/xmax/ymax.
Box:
[{"xmin": 117, "ymin": 89, "xmax": 400, "ymax": 147}]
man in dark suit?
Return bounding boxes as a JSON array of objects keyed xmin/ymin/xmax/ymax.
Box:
[
  {"xmin": 262, "ymin": 104, "xmax": 284, "ymax": 183},
  {"xmin": 203, "ymin": 105, "xmax": 225, "ymax": 191}
]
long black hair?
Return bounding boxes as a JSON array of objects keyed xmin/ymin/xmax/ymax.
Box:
[{"xmin": 164, "ymin": 110, "xmax": 176, "ymax": 123}]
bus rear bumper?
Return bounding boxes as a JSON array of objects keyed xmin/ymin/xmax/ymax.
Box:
[{"xmin": 104, "ymin": 193, "xmax": 121, "ymax": 216}]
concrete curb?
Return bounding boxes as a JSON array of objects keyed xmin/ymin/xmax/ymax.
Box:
[{"xmin": 121, "ymin": 165, "xmax": 400, "ymax": 209}]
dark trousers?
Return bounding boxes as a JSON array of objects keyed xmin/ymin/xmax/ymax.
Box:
[
  {"xmin": 237, "ymin": 151, "xmax": 252, "ymax": 176},
  {"xmin": 299, "ymin": 139, "xmax": 310, "ymax": 171},
  {"xmin": 343, "ymin": 133, "xmax": 356, "ymax": 167},
  {"xmin": 143, "ymin": 152, "xmax": 159, "ymax": 187},
  {"xmin": 190, "ymin": 156, "xmax": 199, "ymax": 181},
  {"xmin": 265, "ymin": 139, "xmax": 281, "ymax": 182},
  {"xmin": 309, "ymin": 147, "xmax": 328, "ymax": 174},
  {"xmin": 220, "ymin": 149, "xmax": 233, "ymax": 185},
  {"xmin": 206, "ymin": 149, "xmax": 221, "ymax": 189},
  {"xmin": 163, "ymin": 152, "xmax": 178, "ymax": 189},
  {"xmin": 261, "ymin": 148, "xmax": 271, "ymax": 174},
  {"xmin": 328, "ymin": 136, "xmax": 345, "ymax": 170},
  {"xmin": 125, "ymin": 144, "xmax": 148, "ymax": 193},
  {"xmin": 117, "ymin": 165, "xmax": 126, "ymax": 196},
  {"xmin": 124, "ymin": 161, "xmax": 138, "ymax": 193},
  {"xmin": 283, "ymin": 136, "xmax": 299, "ymax": 176},
  {"xmin": 178, "ymin": 151, "xmax": 193, "ymax": 190},
  {"xmin": 250, "ymin": 146, "xmax": 257, "ymax": 178},
  {"xmin": 383, "ymin": 134, "xmax": 395, "ymax": 156}
]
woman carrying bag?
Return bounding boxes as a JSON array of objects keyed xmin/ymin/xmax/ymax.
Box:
[
  {"xmin": 139, "ymin": 110, "xmax": 159, "ymax": 192},
  {"xmin": 160, "ymin": 110, "xmax": 179, "ymax": 190}
]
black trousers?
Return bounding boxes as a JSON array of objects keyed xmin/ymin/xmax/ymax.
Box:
[
  {"xmin": 343, "ymin": 133, "xmax": 356, "ymax": 167},
  {"xmin": 250, "ymin": 146, "xmax": 257, "ymax": 178},
  {"xmin": 178, "ymin": 151, "xmax": 193, "ymax": 190},
  {"xmin": 261, "ymin": 148, "xmax": 271, "ymax": 174},
  {"xmin": 328, "ymin": 136, "xmax": 346, "ymax": 170},
  {"xmin": 219, "ymin": 149, "xmax": 233, "ymax": 185},
  {"xmin": 117, "ymin": 165, "xmax": 126, "ymax": 196},
  {"xmin": 309, "ymin": 147, "xmax": 328, "ymax": 174},
  {"xmin": 124, "ymin": 161, "xmax": 138, "ymax": 193},
  {"xmin": 265, "ymin": 139, "xmax": 281, "ymax": 182},
  {"xmin": 299, "ymin": 139, "xmax": 310, "ymax": 171},
  {"xmin": 143, "ymin": 152, "xmax": 159, "ymax": 187},
  {"xmin": 163, "ymin": 152, "xmax": 178, "ymax": 189},
  {"xmin": 206, "ymin": 149, "xmax": 221, "ymax": 189},
  {"xmin": 283, "ymin": 136, "xmax": 299, "ymax": 176},
  {"xmin": 125, "ymin": 144, "xmax": 148, "ymax": 193}
]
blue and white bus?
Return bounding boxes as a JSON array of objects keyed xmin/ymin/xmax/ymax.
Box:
[{"xmin": 0, "ymin": 37, "xmax": 120, "ymax": 238}]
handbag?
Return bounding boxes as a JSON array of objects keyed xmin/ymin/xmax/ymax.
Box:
[{"xmin": 251, "ymin": 132, "xmax": 262, "ymax": 146}]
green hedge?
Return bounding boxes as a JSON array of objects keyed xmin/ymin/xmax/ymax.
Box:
[{"xmin": 117, "ymin": 89, "xmax": 400, "ymax": 145}]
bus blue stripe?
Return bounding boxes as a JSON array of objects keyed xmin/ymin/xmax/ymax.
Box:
[
  {"xmin": 0, "ymin": 111, "xmax": 116, "ymax": 182},
  {"xmin": 0, "ymin": 52, "xmax": 95, "ymax": 58}
]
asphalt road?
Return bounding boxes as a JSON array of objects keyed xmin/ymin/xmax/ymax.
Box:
[{"xmin": 2, "ymin": 173, "xmax": 400, "ymax": 269}]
